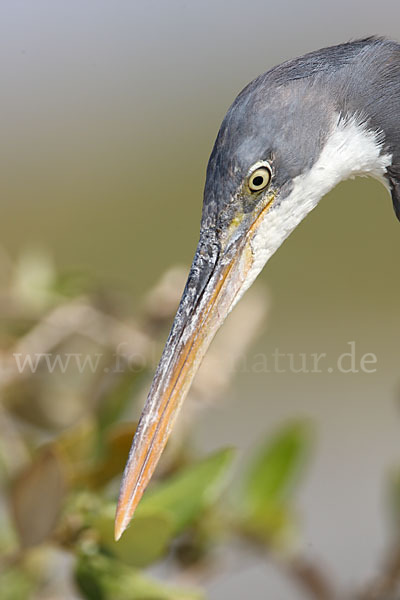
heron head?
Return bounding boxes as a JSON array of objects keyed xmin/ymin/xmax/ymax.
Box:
[
  {"xmin": 200, "ymin": 76, "xmax": 336, "ymax": 299},
  {"xmin": 115, "ymin": 40, "xmax": 395, "ymax": 539}
]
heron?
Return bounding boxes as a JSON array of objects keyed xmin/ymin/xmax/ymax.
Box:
[{"xmin": 115, "ymin": 37, "xmax": 400, "ymax": 540}]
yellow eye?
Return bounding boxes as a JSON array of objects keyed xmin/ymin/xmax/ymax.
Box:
[{"xmin": 248, "ymin": 165, "xmax": 271, "ymax": 192}]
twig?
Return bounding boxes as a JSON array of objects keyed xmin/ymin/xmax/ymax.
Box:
[
  {"xmin": 0, "ymin": 298, "xmax": 152, "ymax": 390},
  {"xmin": 287, "ymin": 556, "xmax": 336, "ymax": 600},
  {"xmin": 357, "ymin": 543, "xmax": 400, "ymax": 600}
]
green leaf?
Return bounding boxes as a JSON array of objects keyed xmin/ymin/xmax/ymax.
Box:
[
  {"xmin": 237, "ymin": 421, "xmax": 313, "ymax": 547},
  {"xmin": 97, "ymin": 370, "xmax": 147, "ymax": 432},
  {"xmin": 240, "ymin": 502, "xmax": 296, "ymax": 548},
  {"xmin": 94, "ymin": 504, "xmax": 174, "ymax": 568},
  {"xmin": 75, "ymin": 554, "xmax": 106, "ymax": 600},
  {"xmin": 75, "ymin": 552, "xmax": 203, "ymax": 600},
  {"xmin": 140, "ymin": 448, "xmax": 235, "ymax": 534},
  {"xmin": 243, "ymin": 421, "xmax": 313, "ymax": 514},
  {"xmin": 84, "ymin": 423, "xmax": 137, "ymax": 489},
  {"xmin": 94, "ymin": 449, "xmax": 234, "ymax": 566}
]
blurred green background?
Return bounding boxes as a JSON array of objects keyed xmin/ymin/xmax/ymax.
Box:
[{"xmin": 1, "ymin": 1, "xmax": 400, "ymax": 598}]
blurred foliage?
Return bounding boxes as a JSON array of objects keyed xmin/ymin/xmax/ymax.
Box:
[
  {"xmin": 0, "ymin": 249, "xmax": 399, "ymax": 600},
  {"xmin": 239, "ymin": 421, "xmax": 313, "ymax": 547}
]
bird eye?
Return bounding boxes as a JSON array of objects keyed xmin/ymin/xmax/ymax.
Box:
[{"xmin": 248, "ymin": 165, "xmax": 272, "ymax": 192}]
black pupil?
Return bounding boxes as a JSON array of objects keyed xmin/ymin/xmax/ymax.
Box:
[{"xmin": 252, "ymin": 175, "xmax": 264, "ymax": 187}]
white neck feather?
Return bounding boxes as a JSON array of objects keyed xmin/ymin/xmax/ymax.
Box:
[{"xmin": 237, "ymin": 114, "xmax": 393, "ymax": 304}]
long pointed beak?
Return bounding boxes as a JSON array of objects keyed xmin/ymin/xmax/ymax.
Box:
[{"xmin": 114, "ymin": 193, "xmax": 275, "ymax": 539}]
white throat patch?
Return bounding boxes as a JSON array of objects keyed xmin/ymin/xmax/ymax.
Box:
[{"xmin": 236, "ymin": 114, "xmax": 392, "ymax": 305}]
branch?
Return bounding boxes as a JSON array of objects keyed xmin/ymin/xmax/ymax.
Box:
[
  {"xmin": 357, "ymin": 542, "xmax": 400, "ymax": 600},
  {"xmin": 284, "ymin": 556, "xmax": 336, "ymax": 600}
]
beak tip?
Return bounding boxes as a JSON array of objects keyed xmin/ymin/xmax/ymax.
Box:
[
  {"xmin": 114, "ymin": 504, "xmax": 130, "ymax": 541},
  {"xmin": 114, "ymin": 519, "xmax": 126, "ymax": 542},
  {"xmin": 114, "ymin": 242, "xmax": 242, "ymax": 544}
]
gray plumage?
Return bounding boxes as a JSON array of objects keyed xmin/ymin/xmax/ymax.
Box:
[{"xmin": 203, "ymin": 37, "xmax": 400, "ymax": 227}]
